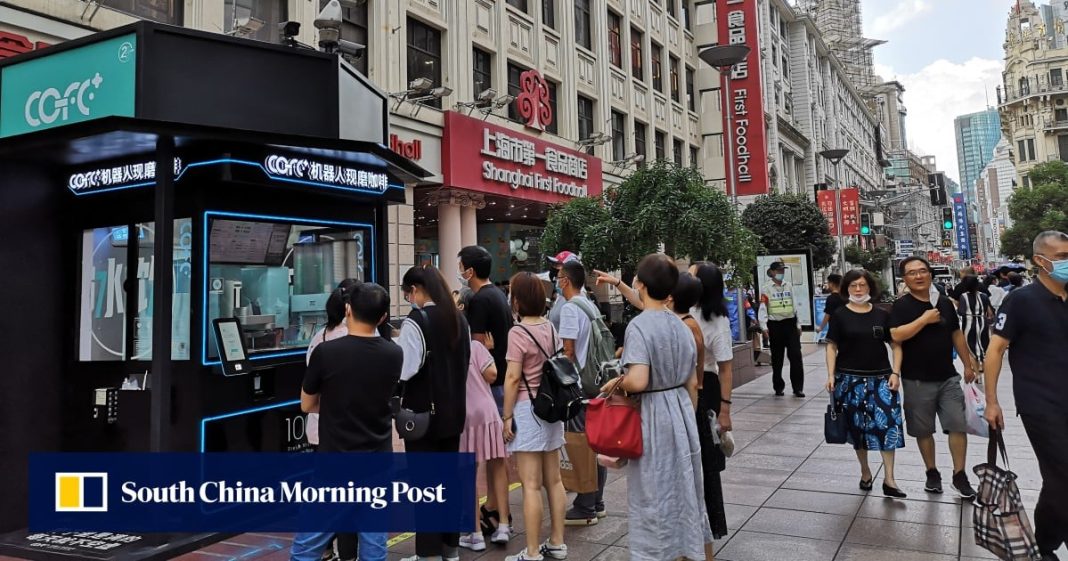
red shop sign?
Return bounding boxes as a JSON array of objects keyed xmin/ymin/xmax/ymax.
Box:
[
  {"xmin": 839, "ymin": 187, "xmax": 860, "ymax": 236},
  {"xmin": 816, "ymin": 190, "xmax": 838, "ymax": 236},
  {"xmin": 0, "ymin": 30, "xmax": 51, "ymax": 60},
  {"xmin": 717, "ymin": 0, "xmax": 769, "ymax": 197},
  {"xmin": 441, "ymin": 111, "xmax": 603, "ymax": 204}
]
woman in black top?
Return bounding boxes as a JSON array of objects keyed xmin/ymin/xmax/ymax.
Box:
[
  {"xmin": 397, "ymin": 265, "xmax": 471, "ymax": 561},
  {"xmin": 824, "ymin": 269, "xmax": 907, "ymax": 499}
]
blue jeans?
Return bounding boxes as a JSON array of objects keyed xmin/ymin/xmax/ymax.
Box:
[
  {"xmin": 290, "ymin": 531, "xmax": 387, "ymax": 561},
  {"xmin": 492, "ymin": 385, "xmax": 505, "ymax": 416}
]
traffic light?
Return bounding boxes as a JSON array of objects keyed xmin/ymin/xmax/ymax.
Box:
[
  {"xmin": 942, "ymin": 207, "xmax": 954, "ymax": 230},
  {"xmin": 860, "ymin": 213, "xmax": 871, "ymax": 235}
]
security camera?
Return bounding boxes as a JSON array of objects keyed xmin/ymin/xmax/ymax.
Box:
[
  {"xmin": 337, "ymin": 39, "xmax": 365, "ymax": 59},
  {"xmin": 408, "ymin": 77, "xmax": 433, "ymax": 92},
  {"xmin": 279, "ymin": 20, "xmax": 300, "ymax": 39},
  {"xmin": 314, "ymin": 0, "xmax": 343, "ymax": 30}
]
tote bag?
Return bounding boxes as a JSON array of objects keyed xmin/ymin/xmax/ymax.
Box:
[
  {"xmin": 972, "ymin": 429, "xmax": 1041, "ymax": 561},
  {"xmin": 586, "ymin": 375, "xmax": 643, "ymax": 459}
]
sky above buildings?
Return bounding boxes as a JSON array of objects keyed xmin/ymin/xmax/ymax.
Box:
[{"xmin": 861, "ymin": 0, "xmax": 1014, "ymax": 183}]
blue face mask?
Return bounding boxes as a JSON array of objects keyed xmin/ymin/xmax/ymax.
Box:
[
  {"xmin": 774, "ymin": 273, "xmax": 785, "ymax": 282},
  {"xmin": 1040, "ymin": 256, "xmax": 1068, "ymax": 283}
]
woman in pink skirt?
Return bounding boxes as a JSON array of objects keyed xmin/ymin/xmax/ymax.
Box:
[{"xmin": 457, "ymin": 294, "xmax": 510, "ymax": 551}]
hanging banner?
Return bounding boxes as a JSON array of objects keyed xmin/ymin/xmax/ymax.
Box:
[
  {"xmin": 953, "ymin": 193, "xmax": 972, "ymax": 259},
  {"xmin": 839, "ymin": 188, "xmax": 860, "ymax": 236},
  {"xmin": 816, "ymin": 190, "xmax": 838, "ymax": 236},
  {"xmin": 716, "ymin": 0, "xmax": 769, "ymax": 196}
]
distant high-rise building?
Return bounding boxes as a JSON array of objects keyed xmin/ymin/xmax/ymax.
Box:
[{"xmin": 954, "ymin": 108, "xmax": 1002, "ymax": 215}]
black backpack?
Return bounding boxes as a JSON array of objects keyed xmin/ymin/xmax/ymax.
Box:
[{"xmin": 516, "ymin": 324, "xmax": 584, "ymax": 423}]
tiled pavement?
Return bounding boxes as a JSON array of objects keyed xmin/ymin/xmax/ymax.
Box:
[{"xmin": 149, "ymin": 346, "xmax": 1068, "ymax": 560}]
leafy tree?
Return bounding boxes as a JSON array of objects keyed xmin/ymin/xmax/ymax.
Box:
[
  {"xmin": 1000, "ymin": 161, "xmax": 1068, "ymax": 257},
  {"xmin": 541, "ymin": 161, "xmax": 760, "ymax": 286},
  {"xmin": 740, "ymin": 193, "xmax": 838, "ymax": 270}
]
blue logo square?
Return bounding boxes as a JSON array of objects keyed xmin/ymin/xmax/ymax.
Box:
[{"xmin": 82, "ymin": 476, "xmax": 105, "ymax": 508}]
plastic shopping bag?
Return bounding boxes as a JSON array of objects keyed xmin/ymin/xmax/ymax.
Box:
[{"xmin": 963, "ymin": 382, "xmax": 989, "ymax": 438}]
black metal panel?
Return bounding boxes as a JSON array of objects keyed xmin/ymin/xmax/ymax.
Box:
[{"xmin": 138, "ymin": 25, "xmax": 340, "ymax": 139}]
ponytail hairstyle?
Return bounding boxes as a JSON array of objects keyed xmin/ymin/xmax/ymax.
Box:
[
  {"xmin": 402, "ymin": 265, "xmax": 462, "ymax": 349},
  {"xmin": 326, "ymin": 278, "xmax": 361, "ymax": 332},
  {"xmin": 693, "ymin": 263, "xmax": 728, "ymax": 321}
]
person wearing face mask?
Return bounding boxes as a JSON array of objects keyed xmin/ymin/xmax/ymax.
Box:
[
  {"xmin": 546, "ymin": 251, "xmax": 586, "ymax": 330},
  {"xmin": 984, "ymin": 230, "xmax": 1068, "ymax": 561},
  {"xmin": 825, "ymin": 269, "xmax": 906, "ymax": 499},
  {"xmin": 758, "ymin": 261, "xmax": 806, "ymax": 397}
]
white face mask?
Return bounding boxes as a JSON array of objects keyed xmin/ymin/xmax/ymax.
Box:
[{"xmin": 849, "ymin": 294, "xmax": 871, "ymax": 304}]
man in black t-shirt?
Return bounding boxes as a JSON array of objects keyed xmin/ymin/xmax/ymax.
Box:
[
  {"xmin": 291, "ymin": 283, "xmax": 401, "ymax": 561},
  {"xmin": 818, "ymin": 274, "xmax": 844, "ymax": 340},
  {"xmin": 890, "ymin": 257, "xmax": 978, "ymax": 500},
  {"xmin": 984, "ymin": 231, "xmax": 1068, "ymax": 559}
]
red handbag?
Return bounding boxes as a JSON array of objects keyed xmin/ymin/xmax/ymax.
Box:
[{"xmin": 586, "ymin": 376, "xmax": 643, "ymax": 459}]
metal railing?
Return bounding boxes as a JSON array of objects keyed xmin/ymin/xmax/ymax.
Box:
[{"xmin": 1001, "ymin": 79, "xmax": 1068, "ymax": 104}]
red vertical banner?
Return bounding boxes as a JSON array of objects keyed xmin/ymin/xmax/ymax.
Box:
[
  {"xmin": 716, "ymin": 0, "xmax": 769, "ymax": 196},
  {"xmin": 839, "ymin": 188, "xmax": 860, "ymax": 236},
  {"xmin": 816, "ymin": 190, "xmax": 838, "ymax": 236}
]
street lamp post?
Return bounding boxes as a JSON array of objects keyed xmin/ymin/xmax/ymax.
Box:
[
  {"xmin": 820, "ymin": 148, "xmax": 850, "ymax": 273},
  {"xmin": 699, "ymin": 45, "xmax": 751, "ymax": 207}
]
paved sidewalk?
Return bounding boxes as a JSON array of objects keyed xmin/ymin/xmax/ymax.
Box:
[{"xmin": 173, "ymin": 344, "xmax": 1063, "ymax": 561}]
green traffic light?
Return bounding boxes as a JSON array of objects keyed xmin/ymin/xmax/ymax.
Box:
[
  {"xmin": 943, "ymin": 221, "xmax": 953, "ymax": 229},
  {"xmin": 860, "ymin": 226, "xmax": 871, "ymax": 235}
]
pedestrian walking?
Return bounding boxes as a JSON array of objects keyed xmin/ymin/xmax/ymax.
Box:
[
  {"xmin": 956, "ymin": 275, "xmax": 992, "ymax": 369},
  {"xmin": 397, "ymin": 265, "xmax": 471, "ymax": 561},
  {"xmin": 290, "ymin": 283, "xmax": 401, "ymax": 561},
  {"xmin": 502, "ymin": 272, "xmax": 568, "ymax": 561},
  {"xmin": 456, "ymin": 245, "xmax": 513, "ymax": 540},
  {"xmin": 824, "ymin": 269, "xmax": 906, "ymax": 498},
  {"xmin": 686, "ymin": 264, "xmax": 733, "ymax": 550},
  {"xmin": 818, "ymin": 273, "xmax": 845, "ymax": 338},
  {"xmin": 759, "ymin": 261, "xmax": 806, "ymax": 397},
  {"xmin": 556, "ymin": 260, "xmax": 609, "ymax": 527},
  {"xmin": 601, "ymin": 254, "xmax": 711, "ymax": 561},
  {"xmin": 889, "ymin": 257, "xmax": 978, "ymax": 499},
  {"xmin": 984, "ymin": 230, "xmax": 1068, "ymax": 561}
]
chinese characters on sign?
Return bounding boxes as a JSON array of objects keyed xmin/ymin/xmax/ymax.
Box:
[
  {"xmin": 67, "ymin": 158, "xmax": 182, "ymax": 193},
  {"xmin": 839, "ymin": 188, "xmax": 860, "ymax": 236},
  {"xmin": 953, "ymin": 194, "xmax": 972, "ymax": 259},
  {"xmin": 22, "ymin": 531, "xmax": 141, "ymax": 555},
  {"xmin": 816, "ymin": 190, "xmax": 838, "ymax": 236},
  {"xmin": 264, "ymin": 155, "xmax": 390, "ymax": 192},
  {"xmin": 717, "ymin": 0, "xmax": 769, "ymax": 196}
]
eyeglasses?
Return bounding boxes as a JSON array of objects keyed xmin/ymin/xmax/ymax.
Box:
[{"xmin": 903, "ymin": 269, "xmax": 931, "ymax": 278}]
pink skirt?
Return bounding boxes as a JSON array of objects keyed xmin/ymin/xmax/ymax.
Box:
[{"xmin": 460, "ymin": 418, "xmax": 508, "ymax": 463}]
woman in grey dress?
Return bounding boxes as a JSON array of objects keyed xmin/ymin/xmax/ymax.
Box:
[{"xmin": 602, "ymin": 254, "xmax": 712, "ymax": 561}]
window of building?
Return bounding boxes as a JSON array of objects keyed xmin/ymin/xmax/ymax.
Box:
[
  {"xmin": 1019, "ymin": 76, "xmax": 1030, "ymax": 96},
  {"xmin": 546, "ymin": 80, "xmax": 559, "ymax": 134},
  {"xmin": 1017, "ymin": 139, "xmax": 1036, "ymax": 161},
  {"xmin": 634, "ymin": 121, "xmax": 648, "ymax": 163},
  {"xmin": 323, "ymin": 0, "xmax": 369, "ymax": 75},
  {"xmin": 655, "ymin": 130, "xmax": 666, "ymax": 160},
  {"xmin": 782, "ymin": 55, "xmax": 789, "ymax": 79},
  {"xmin": 608, "ymin": 11, "xmax": 623, "ymax": 68},
  {"xmin": 575, "ymin": 0, "xmax": 592, "ymax": 50},
  {"xmin": 407, "ymin": 18, "xmax": 443, "ymax": 108},
  {"xmin": 670, "ymin": 55, "xmax": 681, "ymax": 102},
  {"xmin": 682, "ymin": 0, "xmax": 691, "ymax": 30},
  {"xmin": 631, "ymin": 27, "xmax": 644, "ymax": 81},
  {"xmin": 578, "ymin": 95, "xmax": 595, "ymax": 154},
  {"xmin": 507, "ymin": 62, "xmax": 528, "ymax": 121},
  {"xmin": 686, "ymin": 67, "xmax": 695, "ymax": 111},
  {"xmin": 99, "ymin": 0, "xmax": 181, "ymax": 24},
  {"xmin": 673, "ymin": 138, "xmax": 684, "ymax": 165},
  {"xmin": 473, "ymin": 48, "xmax": 493, "ymax": 98},
  {"xmin": 1027, "ymin": 138, "xmax": 1036, "ymax": 160},
  {"xmin": 543, "ymin": 0, "xmax": 556, "ymax": 29},
  {"xmin": 689, "ymin": 145, "xmax": 699, "ymax": 168},
  {"xmin": 506, "ymin": 0, "xmax": 528, "ymax": 13},
  {"xmin": 666, "ymin": 0, "xmax": 676, "ymax": 19},
  {"xmin": 224, "ymin": 0, "xmax": 285, "ymax": 43},
  {"xmin": 612, "ymin": 111, "xmax": 627, "ymax": 161},
  {"xmin": 1052, "ymin": 68, "xmax": 1063, "ymax": 88},
  {"xmin": 651, "ymin": 43, "xmax": 664, "ymax": 92}
]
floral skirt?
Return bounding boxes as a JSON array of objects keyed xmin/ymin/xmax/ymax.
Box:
[{"xmin": 832, "ymin": 373, "xmax": 905, "ymax": 451}]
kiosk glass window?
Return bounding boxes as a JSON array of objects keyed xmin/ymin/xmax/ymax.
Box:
[
  {"xmin": 224, "ymin": 0, "xmax": 286, "ymax": 43},
  {"xmin": 205, "ymin": 217, "xmax": 371, "ymax": 360},
  {"xmin": 78, "ymin": 219, "xmax": 192, "ymax": 362}
]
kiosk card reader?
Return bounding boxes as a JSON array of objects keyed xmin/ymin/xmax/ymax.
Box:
[{"xmin": 212, "ymin": 317, "xmax": 251, "ymax": 376}]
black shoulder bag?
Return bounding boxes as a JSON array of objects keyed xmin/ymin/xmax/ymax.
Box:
[{"xmin": 393, "ymin": 308, "xmax": 433, "ymax": 440}]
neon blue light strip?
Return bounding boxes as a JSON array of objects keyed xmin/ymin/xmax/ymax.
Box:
[
  {"xmin": 70, "ymin": 157, "xmax": 403, "ymax": 196},
  {"xmin": 199, "ymin": 399, "xmax": 300, "ymax": 452},
  {"xmin": 201, "ymin": 210, "xmax": 376, "ymax": 367}
]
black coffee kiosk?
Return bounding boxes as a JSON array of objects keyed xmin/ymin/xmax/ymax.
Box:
[{"xmin": 0, "ymin": 21, "xmax": 427, "ymax": 552}]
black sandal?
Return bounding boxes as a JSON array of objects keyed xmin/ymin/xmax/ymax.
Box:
[
  {"xmin": 480, "ymin": 505, "xmax": 499, "ymax": 536},
  {"xmin": 859, "ymin": 478, "xmax": 874, "ymax": 491}
]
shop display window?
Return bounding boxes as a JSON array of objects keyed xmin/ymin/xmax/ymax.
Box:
[
  {"xmin": 77, "ymin": 219, "xmax": 192, "ymax": 361},
  {"xmin": 204, "ymin": 215, "xmax": 371, "ymax": 362}
]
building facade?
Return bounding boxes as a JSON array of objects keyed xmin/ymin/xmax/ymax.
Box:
[
  {"xmin": 954, "ymin": 107, "xmax": 1002, "ymax": 216},
  {"xmin": 999, "ymin": 0, "xmax": 1068, "ymax": 187},
  {"xmin": 975, "ymin": 139, "xmax": 1018, "ymax": 260}
]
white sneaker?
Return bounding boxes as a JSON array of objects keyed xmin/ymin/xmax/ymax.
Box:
[
  {"xmin": 540, "ymin": 540, "xmax": 568, "ymax": 560},
  {"xmin": 459, "ymin": 532, "xmax": 487, "ymax": 552},
  {"xmin": 721, "ymin": 430, "xmax": 736, "ymax": 458},
  {"xmin": 491, "ymin": 524, "xmax": 512, "ymax": 544},
  {"xmin": 504, "ymin": 550, "xmax": 544, "ymax": 561}
]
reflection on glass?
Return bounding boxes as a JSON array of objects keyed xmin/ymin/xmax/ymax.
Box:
[
  {"xmin": 206, "ymin": 218, "xmax": 369, "ymax": 358},
  {"xmin": 133, "ymin": 219, "xmax": 193, "ymax": 360}
]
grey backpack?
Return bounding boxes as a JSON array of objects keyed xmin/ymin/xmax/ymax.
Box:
[{"xmin": 567, "ymin": 298, "xmax": 618, "ymax": 398}]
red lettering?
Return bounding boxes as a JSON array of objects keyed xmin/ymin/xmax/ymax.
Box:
[
  {"xmin": 389, "ymin": 134, "xmax": 422, "ymax": 161},
  {"xmin": 0, "ymin": 31, "xmax": 50, "ymax": 60}
]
